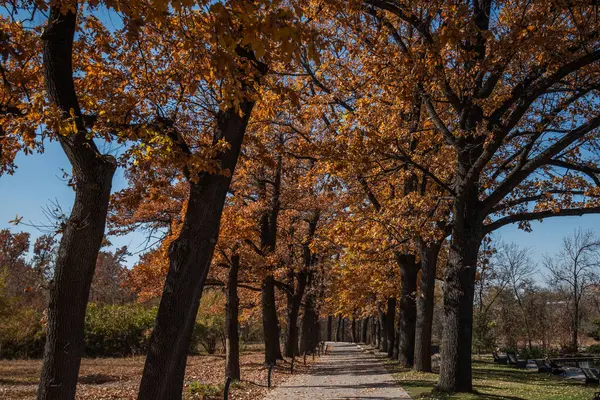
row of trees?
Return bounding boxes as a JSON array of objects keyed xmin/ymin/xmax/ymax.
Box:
[{"xmin": 2, "ymin": 0, "xmax": 600, "ymax": 397}]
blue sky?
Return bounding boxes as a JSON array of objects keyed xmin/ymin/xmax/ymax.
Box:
[
  {"xmin": 0, "ymin": 140, "xmax": 148, "ymax": 266},
  {"xmin": 2, "ymin": 142, "xmax": 600, "ymax": 270}
]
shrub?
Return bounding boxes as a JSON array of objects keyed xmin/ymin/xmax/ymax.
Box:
[
  {"xmin": 588, "ymin": 320, "xmax": 600, "ymax": 341},
  {"xmin": 518, "ymin": 346, "xmax": 545, "ymax": 360},
  {"xmin": 587, "ymin": 344, "xmax": 600, "ymax": 354},
  {"xmin": 1, "ymin": 300, "xmax": 231, "ymax": 359},
  {"xmin": 500, "ymin": 346, "xmax": 516, "ymax": 354},
  {"xmin": 191, "ymin": 316, "xmax": 225, "ymax": 354},
  {"xmin": 190, "ymin": 290, "xmax": 226, "ymax": 354},
  {"xmin": 188, "ymin": 382, "xmax": 222, "ymax": 398},
  {"xmin": 473, "ymin": 313, "xmax": 497, "ymax": 353},
  {"xmin": 83, "ymin": 303, "xmax": 156, "ymax": 357},
  {"xmin": 0, "ymin": 307, "xmax": 45, "ymax": 359}
]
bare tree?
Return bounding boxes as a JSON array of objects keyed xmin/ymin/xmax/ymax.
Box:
[
  {"xmin": 545, "ymin": 229, "xmax": 600, "ymax": 351},
  {"xmin": 495, "ymin": 243, "xmax": 536, "ymax": 349},
  {"xmin": 473, "ymin": 238, "xmax": 508, "ymax": 352}
]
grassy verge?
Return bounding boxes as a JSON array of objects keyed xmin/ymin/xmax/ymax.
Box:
[{"xmin": 383, "ymin": 356, "xmax": 598, "ymax": 400}]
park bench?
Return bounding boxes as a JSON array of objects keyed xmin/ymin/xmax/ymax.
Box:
[
  {"xmin": 534, "ymin": 359, "xmax": 550, "ymax": 373},
  {"xmin": 545, "ymin": 360, "xmax": 564, "ymax": 375},
  {"xmin": 534, "ymin": 359, "xmax": 564, "ymax": 375},
  {"xmin": 582, "ymin": 367, "xmax": 600, "ymax": 384},
  {"xmin": 506, "ymin": 352, "xmax": 527, "ymax": 368},
  {"xmin": 493, "ymin": 351, "xmax": 508, "ymax": 364}
]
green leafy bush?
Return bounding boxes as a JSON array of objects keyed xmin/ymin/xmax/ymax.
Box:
[
  {"xmin": 190, "ymin": 290, "xmax": 226, "ymax": 354},
  {"xmin": 500, "ymin": 346, "xmax": 516, "ymax": 354},
  {"xmin": 587, "ymin": 344, "xmax": 600, "ymax": 354},
  {"xmin": 191, "ymin": 319, "xmax": 224, "ymax": 354},
  {"xmin": 518, "ymin": 346, "xmax": 545, "ymax": 360},
  {"xmin": 188, "ymin": 381, "xmax": 222, "ymax": 398},
  {"xmin": 0, "ymin": 307, "xmax": 45, "ymax": 359},
  {"xmin": 1, "ymin": 300, "xmax": 228, "ymax": 359},
  {"xmin": 473, "ymin": 313, "xmax": 497, "ymax": 353},
  {"xmin": 83, "ymin": 303, "xmax": 156, "ymax": 357}
]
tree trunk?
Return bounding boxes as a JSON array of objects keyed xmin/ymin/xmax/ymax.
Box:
[
  {"xmin": 226, "ymin": 254, "xmax": 241, "ymax": 380},
  {"xmin": 572, "ymin": 305, "xmax": 579, "ymax": 351},
  {"xmin": 361, "ymin": 318, "xmax": 369, "ymax": 343},
  {"xmin": 286, "ymin": 211, "xmax": 319, "ymax": 356},
  {"xmin": 393, "ymin": 311, "xmax": 400, "ymax": 359},
  {"xmin": 38, "ymin": 7, "xmax": 116, "ymax": 400},
  {"xmin": 351, "ymin": 317, "xmax": 357, "ymax": 343},
  {"xmin": 300, "ymin": 296, "xmax": 317, "ymax": 354},
  {"xmin": 414, "ymin": 240, "xmax": 441, "ymax": 372},
  {"xmin": 335, "ymin": 315, "xmax": 342, "ymax": 341},
  {"xmin": 370, "ymin": 316, "xmax": 377, "ymax": 345},
  {"xmin": 312, "ymin": 310, "xmax": 320, "ymax": 349},
  {"xmin": 137, "ymin": 104, "xmax": 257, "ymax": 399},
  {"xmin": 386, "ymin": 298, "xmax": 396, "ymax": 358},
  {"xmin": 438, "ymin": 158, "xmax": 483, "ymax": 392},
  {"xmin": 375, "ymin": 317, "xmax": 381, "ymax": 348},
  {"xmin": 327, "ymin": 315, "xmax": 333, "ymax": 341},
  {"xmin": 395, "ymin": 254, "xmax": 419, "ymax": 367},
  {"xmin": 284, "ymin": 272, "xmax": 307, "ymax": 357},
  {"xmin": 262, "ymin": 275, "xmax": 283, "ymax": 364},
  {"xmin": 377, "ymin": 303, "xmax": 387, "ymax": 352},
  {"xmin": 137, "ymin": 44, "xmax": 266, "ymax": 398}
]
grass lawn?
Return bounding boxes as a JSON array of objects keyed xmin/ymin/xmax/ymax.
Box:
[{"xmin": 384, "ymin": 357, "xmax": 598, "ymax": 400}]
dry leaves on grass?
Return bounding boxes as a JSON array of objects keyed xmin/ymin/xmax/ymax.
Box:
[{"xmin": 0, "ymin": 350, "xmax": 315, "ymax": 400}]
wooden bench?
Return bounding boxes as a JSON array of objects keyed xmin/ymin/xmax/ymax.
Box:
[
  {"xmin": 546, "ymin": 360, "xmax": 564, "ymax": 375},
  {"xmin": 493, "ymin": 351, "xmax": 508, "ymax": 365},
  {"xmin": 582, "ymin": 367, "xmax": 600, "ymax": 384},
  {"xmin": 507, "ymin": 352, "xmax": 527, "ymax": 368},
  {"xmin": 534, "ymin": 359, "xmax": 550, "ymax": 373}
]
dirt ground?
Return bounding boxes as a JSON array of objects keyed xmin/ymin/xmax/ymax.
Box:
[{"xmin": 0, "ymin": 349, "xmax": 313, "ymax": 399}]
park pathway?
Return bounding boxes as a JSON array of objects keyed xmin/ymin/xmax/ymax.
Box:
[{"xmin": 263, "ymin": 342, "xmax": 411, "ymax": 399}]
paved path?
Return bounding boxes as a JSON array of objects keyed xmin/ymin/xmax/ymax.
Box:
[{"xmin": 263, "ymin": 342, "xmax": 411, "ymax": 399}]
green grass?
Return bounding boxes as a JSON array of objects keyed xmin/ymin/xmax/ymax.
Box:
[{"xmin": 384, "ymin": 356, "xmax": 598, "ymax": 400}]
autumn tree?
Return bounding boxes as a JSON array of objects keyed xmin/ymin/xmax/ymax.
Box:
[
  {"xmin": 0, "ymin": 12, "xmax": 44, "ymax": 176},
  {"xmin": 89, "ymin": 247, "xmax": 134, "ymax": 304},
  {"xmin": 300, "ymin": 0, "xmax": 600, "ymax": 391},
  {"xmin": 0, "ymin": 2, "xmax": 137, "ymax": 396}
]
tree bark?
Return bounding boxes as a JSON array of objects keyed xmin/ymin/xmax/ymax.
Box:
[
  {"xmin": 327, "ymin": 315, "xmax": 333, "ymax": 341},
  {"xmin": 386, "ymin": 298, "xmax": 396, "ymax": 358},
  {"xmin": 438, "ymin": 147, "xmax": 484, "ymax": 392},
  {"xmin": 284, "ymin": 272, "xmax": 307, "ymax": 357},
  {"xmin": 335, "ymin": 315, "xmax": 342, "ymax": 341},
  {"xmin": 225, "ymin": 254, "xmax": 241, "ymax": 380},
  {"xmin": 393, "ymin": 309, "xmax": 400, "ymax": 359},
  {"xmin": 137, "ymin": 104, "xmax": 259, "ymax": 400},
  {"xmin": 351, "ymin": 317, "xmax": 357, "ymax": 343},
  {"xmin": 262, "ymin": 275, "xmax": 283, "ymax": 364},
  {"xmin": 361, "ymin": 318, "xmax": 369, "ymax": 343},
  {"xmin": 258, "ymin": 151, "xmax": 285, "ymax": 363},
  {"xmin": 572, "ymin": 292, "xmax": 579, "ymax": 351},
  {"xmin": 370, "ymin": 316, "xmax": 376, "ymax": 345},
  {"xmin": 375, "ymin": 316, "xmax": 381, "ymax": 348},
  {"xmin": 377, "ymin": 302, "xmax": 387, "ymax": 352},
  {"xmin": 395, "ymin": 254, "xmax": 420, "ymax": 367},
  {"xmin": 414, "ymin": 240, "xmax": 442, "ymax": 372},
  {"xmin": 38, "ymin": 6, "xmax": 116, "ymax": 399},
  {"xmin": 137, "ymin": 42, "xmax": 266, "ymax": 398},
  {"xmin": 300, "ymin": 296, "xmax": 317, "ymax": 354}
]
